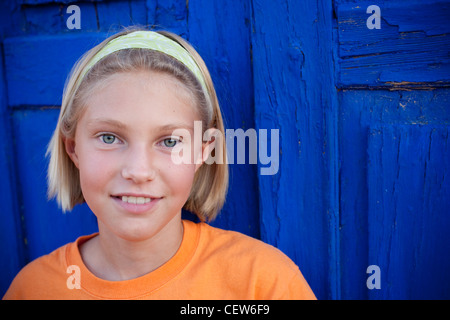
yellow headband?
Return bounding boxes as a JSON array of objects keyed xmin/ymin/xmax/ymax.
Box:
[{"xmin": 78, "ymin": 31, "xmax": 208, "ymax": 93}]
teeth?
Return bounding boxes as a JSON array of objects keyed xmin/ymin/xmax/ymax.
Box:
[{"xmin": 121, "ymin": 196, "xmax": 151, "ymax": 204}]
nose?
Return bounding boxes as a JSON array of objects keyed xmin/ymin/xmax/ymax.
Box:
[{"xmin": 121, "ymin": 145, "xmax": 156, "ymax": 183}]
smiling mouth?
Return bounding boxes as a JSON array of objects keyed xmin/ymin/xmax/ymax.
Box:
[
  {"xmin": 121, "ymin": 196, "xmax": 151, "ymax": 204},
  {"xmin": 112, "ymin": 195, "xmax": 159, "ymax": 205}
]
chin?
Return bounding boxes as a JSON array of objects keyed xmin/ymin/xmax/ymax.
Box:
[
  {"xmin": 113, "ymin": 214, "xmax": 181, "ymax": 243},
  {"xmin": 118, "ymin": 225, "xmax": 161, "ymax": 242}
]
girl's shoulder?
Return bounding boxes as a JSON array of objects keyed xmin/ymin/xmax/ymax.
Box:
[
  {"xmin": 189, "ymin": 221, "xmax": 316, "ymax": 299},
  {"xmin": 3, "ymin": 242, "xmax": 70, "ymax": 299},
  {"xmin": 195, "ymin": 221, "xmax": 300, "ymax": 274},
  {"xmin": 3, "ymin": 234, "xmax": 95, "ymax": 300}
]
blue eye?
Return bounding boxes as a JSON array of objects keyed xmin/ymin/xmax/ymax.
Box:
[
  {"xmin": 163, "ymin": 138, "xmax": 179, "ymax": 148},
  {"xmin": 101, "ymin": 134, "xmax": 116, "ymax": 144}
]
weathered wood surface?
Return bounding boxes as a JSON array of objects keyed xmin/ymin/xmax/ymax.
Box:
[{"xmin": 336, "ymin": 0, "xmax": 450, "ymax": 87}]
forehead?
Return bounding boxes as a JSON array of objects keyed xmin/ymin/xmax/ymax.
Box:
[
  {"xmin": 87, "ymin": 70, "xmax": 196, "ymax": 107},
  {"xmin": 79, "ymin": 71, "xmax": 201, "ymax": 130}
]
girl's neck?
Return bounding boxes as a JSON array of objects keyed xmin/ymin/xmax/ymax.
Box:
[{"xmin": 80, "ymin": 217, "xmax": 184, "ymax": 281}]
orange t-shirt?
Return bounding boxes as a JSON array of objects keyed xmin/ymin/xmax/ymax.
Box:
[{"xmin": 3, "ymin": 220, "xmax": 316, "ymax": 300}]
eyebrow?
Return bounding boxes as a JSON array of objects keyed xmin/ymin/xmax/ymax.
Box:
[
  {"xmin": 157, "ymin": 123, "xmax": 195, "ymax": 133},
  {"xmin": 87, "ymin": 118, "xmax": 127, "ymax": 130},
  {"xmin": 87, "ymin": 118, "xmax": 195, "ymax": 133}
]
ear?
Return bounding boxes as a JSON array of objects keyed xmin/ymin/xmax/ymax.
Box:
[
  {"xmin": 195, "ymin": 128, "xmax": 219, "ymax": 172},
  {"xmin": 64, "ymin": 137, "xmax": 80, "ymax": 169}
]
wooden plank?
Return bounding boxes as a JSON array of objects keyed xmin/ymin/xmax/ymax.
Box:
[
  {"xmin": 367, "ymin": 124, "xmax": 450, "ymax": 299},
  {"xmin": 251, "ymin": 0, "xmax": 339, "ymax": 299},
  {"xmin": 338, "ymin": 90, "xmax": 370, "ymax": 300},
  {"xmin": 3, "ymin": 33, "xmax": 110, "ymax": 106},
  {"xmin": 20, "ymin": 2, "xmax": 99, "ymax": 34},
  {"xmin": 0, "ymin": 1, "xmax": 24, "ymax": 38},
  {"xmin": 339, "ymin": 89, "xmax": 450, "ymax": 299},
  {"xmin": 0, "ymin": 45, "xmax": 25, "ymax": 297},
  {"xmin": 129, "ymin": 0, "xmax": 147, "ymax": 26},
  {"xmin": 19, "ymin": 0, "xmax": 106, "ymax": 4},
  {"xmin": 22, "ymin": 3, "xmax": 67, "ymax": 34},
  {"xmin": 335, "ymin": 0, "xmax": 450, "ymax": 87},
  {"xmin": 11, "ymin": 109, "xmax": 98, "ymax": 261},
  {"xmin": 21, "ymin": 1, "xmax": 146, "ymax": 34},
  {"xmin": 96, "ymin": 0, "xmax": 146, "ymax": 31},
  {"xmin": 188, "ymin": 0, "xmax": 260, "ymax": 238},
  {"xmin": 153, "ymin": 0, "xmax": 188, "ymax": 36}
]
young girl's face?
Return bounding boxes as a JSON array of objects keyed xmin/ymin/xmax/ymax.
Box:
[{"xmin": 65, "ymin": 71, "xmax": 202, "ymax": 242}]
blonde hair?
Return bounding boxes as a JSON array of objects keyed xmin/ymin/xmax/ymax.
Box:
[{"xmin": 47, "ymin": 27, "xmax": 228, "ymax": 222}]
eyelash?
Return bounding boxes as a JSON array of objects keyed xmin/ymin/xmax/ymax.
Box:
[
  {"xmin": 159, "ymin": 137, "xmax": 182, "ymax": 148},
  {"xmin": 98, "ymin": 133, "xmax": 121, "ymax": 145},
  {"xmin": 96, "ymin": 133, "xmax": 182, "ymax": 148}
]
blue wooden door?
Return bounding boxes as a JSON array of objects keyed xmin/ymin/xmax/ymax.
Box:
[
  {"xmin": 335, "ymin": 0, "xmax": 450, "ymax": 299},
  {"xmin": 1, "ymin": 0, "xmax": 449, "ymax": 299}
]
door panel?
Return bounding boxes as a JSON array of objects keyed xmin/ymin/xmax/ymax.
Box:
[
  {"xmin": 11, "ymin": 109, "xmax": 98, "ymax": 260},
  {"xmin": 336, "ymin": 0, "xmax": 450, "ymax": 299},
  {"xmin": 368, "ymin": 124, "xmax": 450, "ymax": 299}
]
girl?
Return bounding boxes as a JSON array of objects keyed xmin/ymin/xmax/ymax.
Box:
[{"xmin": 4, "ymin": 28, "xmax": 315, "ymax": 300}]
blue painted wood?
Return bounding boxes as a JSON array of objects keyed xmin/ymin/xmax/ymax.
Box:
[
  {"xmin": 4, "ymin": 33, "xmax": 109, "ymax": 106},
  {"xmin": 11, "ymin": 109, "xmax": 98, "ymax": 260},
  {"xmin": 7, "ymin": 1, "xmax": 143, "ymax": 36},
  {"xmin": 153, "ymin": 0, "xmax": 188, "ymax": 36},
  {"xmin": 19, "ymin": 0, "xmax": 106, "ymax": 4},
  {"xmin": 0, "ymin": 2, "xmax": 24, "ymax": 38},
  {"xmin": 368, "ymin": 124, "xmax": 450, "ymax": 299},
  {"xmin": 339, "ymin": 89, "xmax": 450, "ymax": 299},
  {"xmin": 0, "ymin": 45, "xmax": 26, "ymax": 298},
  {"xmin": 97, "ymin": 0, "xmax": 146, "ymax": 31},
  {"xmin": 336, "ymin": 0, "xmax": 450, "ymax": 87},
  {"xmin": 188, "ymin": 0, "xmax": 260, "ymax": 238},
  {"xmin": 251, "ymin": 0, "xmax": 339, "ymax": 300}
]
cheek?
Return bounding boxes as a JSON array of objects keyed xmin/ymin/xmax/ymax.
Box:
[
  {"xmin": 77, "ymin": 150, "xmax": 116, "ymax": 195},
  {"xmin": 163, "ymin": 161, "xmax": 197, "ymax": 199}
]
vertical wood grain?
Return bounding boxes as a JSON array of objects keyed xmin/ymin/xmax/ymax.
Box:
[
  {"xmin": 340, "ymin": 89, "xmax": 450, "ymax": 299},
  {"xmin": 188, "ymin": 0, "xmax": 260, "ymax": 238},
  {"xmin": 368, "ymin": 124, "xmax": 450, "ymax": 299},
  {"xmin": 11, "ymin": 109, "xmax": 98, "ymax": 261},
  {"xmin": 251, "ymin": 0, "xmax": 339, "ymax": 299},
  {"xmin": 0, "ymin": 44, "xmax": 26, "ymax": 297}
]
